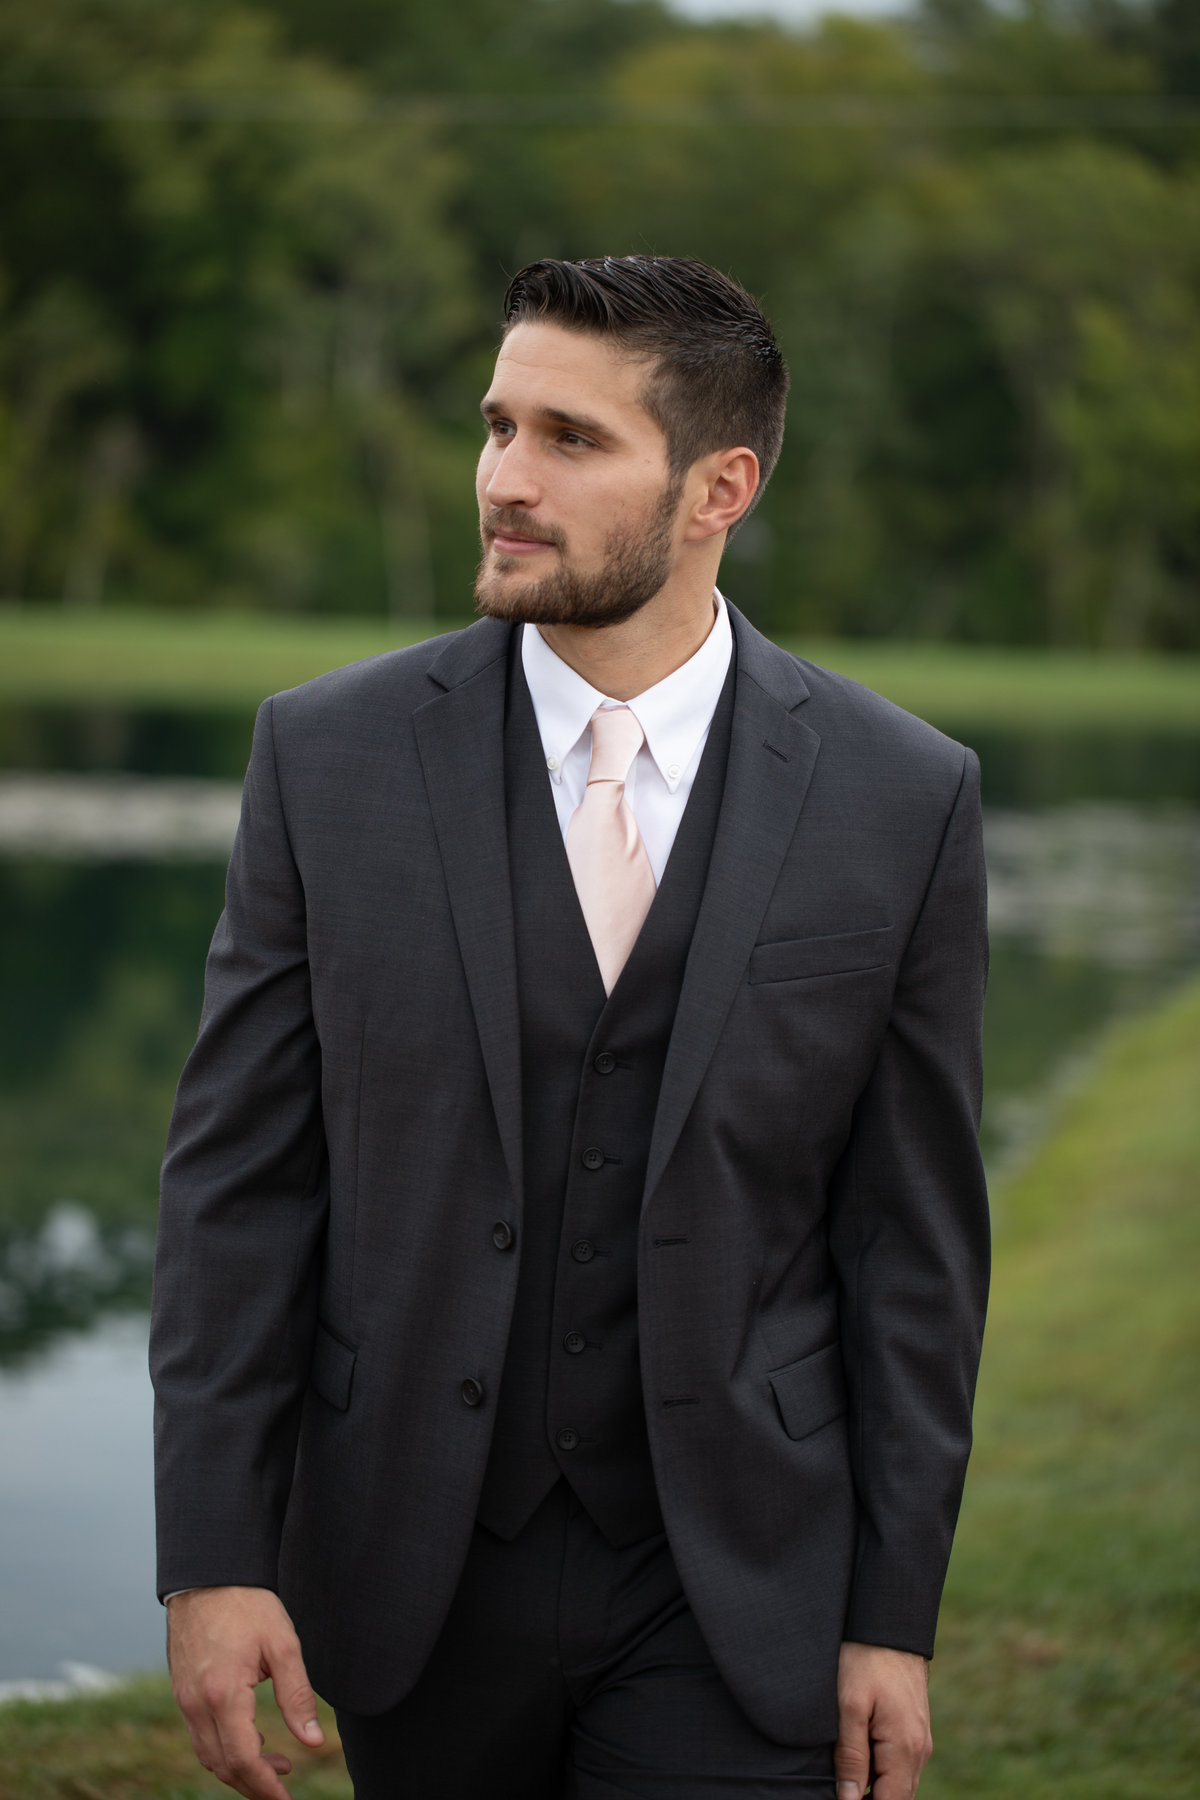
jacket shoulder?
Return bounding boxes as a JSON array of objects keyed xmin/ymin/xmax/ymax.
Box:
[
  {"xmin": 789, "ymin": 652, "xmax": 972, "ymax": 783},
  {"xmin": 729, "ymin": 606, "xmax": 969, "ymax": 782},
  {"xmin": 262, "ymin": 620, "xmax": 509, "ymax": 733}
]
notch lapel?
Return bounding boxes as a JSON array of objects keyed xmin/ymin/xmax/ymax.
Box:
[
  {"xmin": 643, "ymin": 612, "xmax": 821, "ymax": 1207},
  {"xmin": 413, "ymin": 621, "xmax": 523, "ymax": 1211}
]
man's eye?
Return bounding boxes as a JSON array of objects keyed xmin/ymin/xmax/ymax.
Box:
[{"xmin": 561, "ymin": 432, "xmax": 592, "ymax": 448}]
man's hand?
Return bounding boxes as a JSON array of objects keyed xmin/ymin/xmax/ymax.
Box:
[
  {"xmin": 835, "ymin": 1641, "xmax": 932, "ymax": 1800},
  {"xmin": 166, "ymin": 1586, "xmax": 325, "ymax": 1800}
]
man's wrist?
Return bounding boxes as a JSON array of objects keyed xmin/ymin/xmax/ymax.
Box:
[{"xmin": 162, "ymin": 1584, "xmax": 274, "ymax": 1606}]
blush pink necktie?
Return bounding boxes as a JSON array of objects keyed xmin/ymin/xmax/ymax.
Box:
[{"xmin": 566, "ymin": 706, "xmax": 657, "ymax": 996}]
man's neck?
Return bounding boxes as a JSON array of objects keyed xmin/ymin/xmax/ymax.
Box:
[{"xmin": 535, "ymin": 582, "xmax": 721, "ymax": 702}]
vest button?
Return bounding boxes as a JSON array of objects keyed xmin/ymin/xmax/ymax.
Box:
[
  {"xmin": 593, "ymin": 1052, "xmax": 616, "ymax": 1075},
  {"xmin": 563, "ymin": 1331, "xmax": 586, "ymax": 1355},
  {"xmin": 556, "ymin": 1427, "xmax": 580, "ymax": 1452},
  {"xmin": 581, "ymin": 1146, "xmax": 605, "ymax": 1171},
  {"xmin": 571, "ymin": 1240, "xmax": 595, "ymax": 1263},
  {"xmin": 491, "ymin": 1221, "xmax": 515, "ymax": 1251},
  {"xmin": 460, "ymin": 1377, "xmax": 484, "ymax": 1407}
]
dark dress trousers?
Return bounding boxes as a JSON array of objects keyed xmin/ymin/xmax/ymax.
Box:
[{"xmin": 151, "ymin": 603, "xmax": 990, "ymax": 1748}]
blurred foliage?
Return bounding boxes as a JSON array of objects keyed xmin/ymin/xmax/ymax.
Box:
[{"xmin": 0, "ymin": 0, "xmax": 1198, "ymax": 645}]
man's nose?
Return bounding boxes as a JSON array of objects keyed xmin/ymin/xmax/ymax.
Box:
[{"xmin": 483, "ymin": 435, "xmax": 541, "ymax": 510}]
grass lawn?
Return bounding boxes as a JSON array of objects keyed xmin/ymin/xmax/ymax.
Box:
[
  {"xmin": 923, "ymin": 973, "xmax": 1200, "ymax": 1799},
  {"xmin": 1, "ymin": 978, "xmax": 1196, "ymax": 1797},
  {"xmin": 2, "ymin": 604, "xmax": 1199, "ymax": 730},
  {"xmin": 0, "ymin": 1678, "xmax": 351, "ymax": 1800}
]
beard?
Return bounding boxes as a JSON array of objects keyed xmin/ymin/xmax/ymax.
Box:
[{"xmin": 473, "ymin": 477, "xmax": 683, "ymax": 628}]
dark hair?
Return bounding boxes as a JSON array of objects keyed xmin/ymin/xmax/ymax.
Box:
[{"xmin": 502, "ymin": 256, "xmax": 789, "ymax": 521}]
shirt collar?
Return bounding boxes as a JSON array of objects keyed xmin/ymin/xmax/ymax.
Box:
[{"xmin": 521, "ymin": 591, "xmax": 733, "ymax": 793}]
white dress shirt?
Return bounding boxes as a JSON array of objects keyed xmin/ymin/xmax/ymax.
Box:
[{"xmin": 520, "ymin": 592, "xmax": 733, "ymax": 885}]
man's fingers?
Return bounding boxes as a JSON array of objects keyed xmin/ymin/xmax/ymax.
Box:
[
  {"xmin": 864, "ymin": 1720, "xmax": 933, "ymax": 1800},
  {"xmin": 834, "ymin": 1698, "xmax": 872, "ymax": 1800},
  {"xmin": 836, "ymin": 1642, "xmax": 932, "ymax": 1800},
  {"xmin": 166, "ymin": 1588, "xmax": 318, "ymax": 1800},
  {"xmin": 177, "ymin": 1677, "xmax": 290, "ymax": 1800},
  {"xmin": 269, "ymin": 1648, "xmax": 325, "ymax": 1749},
  {"xmin": 859, "ymin": 1670, "xmax": 932, "ymax": 1800},
  {"xmin": 211, "ymin": 1687, "xmax": 294, "ymax": 1800},
  {"xmin": 175, "ymin": 1698, "xmax": 226, "ymax": 1789}
]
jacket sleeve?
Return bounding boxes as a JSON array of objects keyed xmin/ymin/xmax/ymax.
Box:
[
  {"xmin": 828, "ymin": 746, "xmax": 990, "ymax": 1656},
  {"xmin": 150, "ymin": 696, "xmax": 327, "ymax": 1600}
]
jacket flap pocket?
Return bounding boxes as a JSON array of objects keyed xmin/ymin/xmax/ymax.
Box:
[
  {"xmin": 750, "ymin": 926, "xmax": 893, "ymax": 985},
  {"xmin": 769, "ymin": 1342, "xmax": 847, "ymax": 1441},
  {"xmin": 310, "ymin": 1320, "xmax": 356, "ymax": 1412}
]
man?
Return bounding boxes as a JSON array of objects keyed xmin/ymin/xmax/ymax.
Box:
[{"xmin": 152, "ymin": 256, "xmax": 989, "ymax": 1800}]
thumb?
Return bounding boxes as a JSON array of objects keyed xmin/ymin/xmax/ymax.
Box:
[{"xmin": 269, "ymin": 1639, "xmax": 325, "ymax": 1748}]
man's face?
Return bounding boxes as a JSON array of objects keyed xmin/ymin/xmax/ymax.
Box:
[{"xmin": 474, "ymin": 322, "xmax": 684, "ymax": 627}]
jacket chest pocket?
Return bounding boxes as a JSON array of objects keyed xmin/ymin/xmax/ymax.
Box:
[{"xmin": 749, "ymin": 926, "xmax": 893, "ymax": 986}]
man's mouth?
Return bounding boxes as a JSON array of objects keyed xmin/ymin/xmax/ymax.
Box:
[
  {"xmin": 490, "ymin": 531, "xmax": 554, "ymax": 556},
  {"xmin": 483, "ymin": 509, "xmax": 563, "ymax": 559}
]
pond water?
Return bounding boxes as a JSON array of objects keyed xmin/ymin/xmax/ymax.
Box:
[{"xmin": 1, "ymin": 703, "xmax": 1198, "ymax": 1684}]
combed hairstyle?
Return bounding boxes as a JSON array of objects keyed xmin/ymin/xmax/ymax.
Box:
[{"xmin": 502, "ymin": 256, "xmax": 789, "ymax": 523}]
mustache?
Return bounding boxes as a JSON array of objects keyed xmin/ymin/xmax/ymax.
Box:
[{"xmin": 482, "ymin": 507, "xmax": 565, "ymax": 551}]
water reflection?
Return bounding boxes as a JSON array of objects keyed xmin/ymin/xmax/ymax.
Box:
[
  {"xmin": 0, "ymin": 774, "xmax": 241, "ymax": 859},
  {"xmin": 969, "ymin": 725, "xmax": 1200, "ymax": 808},
  {"xmin": 0, "ymin": 1204, "xmax": 153, "ymax": 1368},
  {"xmin": 979, "ymin": 801, "xmax": 1199, "ymax": 1172},
  {"xmin": 0, "ymin": 1315, "xmax": 159, "ymax": 1682},
  {"xmin": 0, "ymin": 858, "xmax": 224, "ymax": 1365},
  {"xmin": 985, "ymin": 804, "xmax": 1199, "ymax": 967},
  {"xmin": 0, "ymin": 703, "xmax": 253, "ymax": 780}
]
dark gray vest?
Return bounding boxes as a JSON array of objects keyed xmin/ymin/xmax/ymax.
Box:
[{"xmin": 476, "ymin": 642, "xmax": 735, "ymax": 1548}]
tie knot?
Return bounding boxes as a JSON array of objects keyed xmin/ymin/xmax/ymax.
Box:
[{"xmin": 587, "ymin": 706, "xmax": 644, "ymax": 785}]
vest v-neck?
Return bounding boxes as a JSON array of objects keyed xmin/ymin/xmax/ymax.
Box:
[{"xmin": 505, "ymin": 646, "xmax": 737, "ymax": 1005}]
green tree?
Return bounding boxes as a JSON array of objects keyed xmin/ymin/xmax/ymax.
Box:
[
  {"xmin": 928, "ymin": 144, "xmax": 1200, "ymax": 647},
  {"xmin": 1, "ymin": 0, "xmax": 1198, "ymax": 644},
  {"xmin": 0, "ymin": 0, "xmax": 469, "ymax": 613}
]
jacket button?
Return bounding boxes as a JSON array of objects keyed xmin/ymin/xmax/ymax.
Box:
[
  {"xmin": 460, "ymin": 1377, "xmax": 484, "ymax": 1407},
  {"xmin": 563, "ymin": 1331, "xmax": 586, "ymax": 1355},
  {"xmin": 593, "ymin": 1052, "xmax": 616, "ymax": 1075},
  {"xmin": 556, "ymin": 1427, "xmax": 580, "ymax": 1452},
  {"xmin": 581, "ymin": 1146, "xmax": 605, "ymax": 1171},
  {"xmin": 491, "ymin": 1221, "xmax": 515, "ymax": 1251},
  {"xmin": 571, "ymin": 1240, "xmax": 595, "ymax": 1263}
]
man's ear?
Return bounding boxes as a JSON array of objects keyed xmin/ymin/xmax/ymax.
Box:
[{"xmin": 682, "ymin": 448, "xmax": 760, "ymax": 543}]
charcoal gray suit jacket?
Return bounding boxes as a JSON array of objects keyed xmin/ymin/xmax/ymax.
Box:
[{"xmin": 151, "ymin": 603, "xmax": 989, "ymax": 1745}]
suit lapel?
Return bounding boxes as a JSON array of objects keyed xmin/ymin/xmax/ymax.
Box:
[
  {"xmin": 643, "ymin": 608, "xmax": 821, "ymax": 1208},
  {"xmin": 413, "ymin": 620, "xmax": 524, "ymax": 1211}
]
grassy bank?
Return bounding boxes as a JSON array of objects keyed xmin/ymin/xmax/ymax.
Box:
[
  {"xmin": 0, "ymin": 1677, "xmax": 351, "ymax": 1799},
  {"xmin": 1, "ymin": 978, "xmax": 1197, "ymax": 1797},
  {"xmin": 923, "ymin": 973, "xmax": 1200, "ymax": 1799},
  {"xmin": 2, "ymin": 604, "xmax": 1199, "ymax": 730}
]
